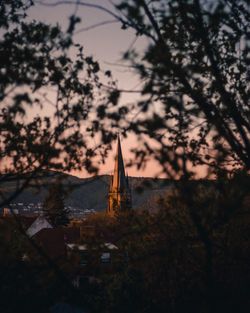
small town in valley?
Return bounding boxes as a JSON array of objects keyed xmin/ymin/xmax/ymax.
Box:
[{"xmin": 0, "ymin": 1, "xmax": 249, "ymax": 313}]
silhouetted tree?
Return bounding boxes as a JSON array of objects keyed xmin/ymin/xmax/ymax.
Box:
[
  {"xmin": 111, "ymin": 0, "xmax": 249, "ymax": 177},
  {"xmin": 79, "ymin": 179, "xmax": 250, "ymax": 313},
  {"xmin": 0, "ymin": 0, "xmax": 115, "ymax": 208},
  {"xmin": 1, "ymin": 2, "xmax": 249, "ymax": 312},
  {"xmin": 43, "ymin": 180, "xmax": 70, "ymax": 227},
  {"xmin": 51, "ymin": 0, "xmax": 249, "ymax": 177}
]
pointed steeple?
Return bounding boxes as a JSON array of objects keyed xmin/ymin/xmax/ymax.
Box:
[
  {"xmin": 112, "ymin": 134, "xmax": 127, "ymax": 192},
  {"xmin": 107, "ymin": 135, "xmax": 132, "ymax": 217}
]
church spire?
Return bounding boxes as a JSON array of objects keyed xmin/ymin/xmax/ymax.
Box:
[
  {"xmin": 107, "ymin": 135, "xmax": 132, "ymax": 217},
  {"xmin": 112, "ymin": 134, "xmax": 126, "ymax": 192}
]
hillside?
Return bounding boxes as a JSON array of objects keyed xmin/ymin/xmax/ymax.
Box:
[{"xmin": 0, "ymin": 171, "xmax": 172, "ymax": 212}]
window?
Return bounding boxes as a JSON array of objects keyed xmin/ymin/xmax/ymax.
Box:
[{"xmin": 101, "ymin": 252, "xmax": 110, "ymax": 263}]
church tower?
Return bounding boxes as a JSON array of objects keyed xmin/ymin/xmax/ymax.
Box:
[{"xmin": 107, "ymin": 135, "xmax": 132, "ymax": 217}]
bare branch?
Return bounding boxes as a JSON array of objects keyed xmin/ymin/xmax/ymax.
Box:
[{"xmin": 75, "ymin": 19, "xmax": 118, "ymax": 34}]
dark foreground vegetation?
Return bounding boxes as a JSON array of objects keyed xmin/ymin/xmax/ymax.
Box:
[
  {"xmin": 0, "ymin": 0, "xmax": 249, "ymax": 312},
  {"xmin": 0, "ymin": 174, "xmax": 249, "ymax": 313}
]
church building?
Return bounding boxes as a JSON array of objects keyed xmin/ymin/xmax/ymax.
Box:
[{"xmin": 107, "ymin": 135, "xmax": 132, "ymax": 217}]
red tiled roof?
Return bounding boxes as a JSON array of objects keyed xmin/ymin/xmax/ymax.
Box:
[{"xmin": 33, "ymin": 227, "xmax": 80, "ymax": 259}]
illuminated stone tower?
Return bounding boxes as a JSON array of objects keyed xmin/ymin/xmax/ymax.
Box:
[{"xmin": 107, "ymin": 135, "xmax": 132, "ymax": 217}]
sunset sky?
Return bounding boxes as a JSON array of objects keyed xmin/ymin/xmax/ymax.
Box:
[
  {"xmin": 27, "ymin": 1, "xmax": 163, "ymax": 178},
  {"xmin": 27, "ymin": 1, "xmax": 207, "ymax": 179}
]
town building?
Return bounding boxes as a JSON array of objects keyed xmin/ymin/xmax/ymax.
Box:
[{"xmin": 26, "ymin": 215, "xmax": 53, "ymax": 237}]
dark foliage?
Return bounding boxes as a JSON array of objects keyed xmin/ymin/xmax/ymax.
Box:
[
  {"xmin": 0, "ymin": 1, "xmax": 249, "ymax": 313},
  {"xmin": 0, "ymin": 0, "xmax": 116, "ymax": 208},
  {"xmin": 104, "ymin": 0, "xmax": 249, "ymax": 177},
  {"xmin": 43, "ymin": 179, "xmax": 70, "ymax": 227},
  {"xmin": 78, "ymin": 173, "xmax": 250, "ymax": 313}
]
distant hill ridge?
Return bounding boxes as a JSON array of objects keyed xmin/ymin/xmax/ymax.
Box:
[{"xmin": 0, "ymin": 171, "xmax": 172, "ymax": 212}]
